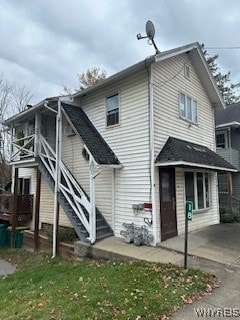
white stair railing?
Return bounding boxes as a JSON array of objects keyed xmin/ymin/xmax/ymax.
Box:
[
  {"xmin": 11, "ymin": 134, "xmax": 35, "ymax": 161},
  {"xmin": 39, "ymin": 135, "xmax": 91, "ymax": 235}
]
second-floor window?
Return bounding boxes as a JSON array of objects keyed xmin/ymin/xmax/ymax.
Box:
[
  {"xmin": 179, "ymin": 92, "xmax": 198, "ymax": 123},
  {"xmin": 106, "ymin": 93, "xmax": 119, "ymax": 127},
  {"xmin": 216, "ymin": 131, "xmax": 228, "ymax": 149}
]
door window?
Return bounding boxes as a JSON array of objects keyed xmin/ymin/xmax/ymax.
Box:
[{"xmin": 162, "ymin": 172, "xmax": 172, "ymax": 202}]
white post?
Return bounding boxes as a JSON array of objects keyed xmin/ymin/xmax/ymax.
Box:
[
  {"xmin": 89, "ymin": 156, "xmax": 96, "ymax": 243},
  {"xmin": 52, "ymin": 100, "xmax": 62, "ymax": 257},
  {"xmin": 34, "ymin": 111, "xmax": 41, "ymax": 157},
  {"xmin": 10, "ymin": 125, "xmax": 14, "ymax": 162}
]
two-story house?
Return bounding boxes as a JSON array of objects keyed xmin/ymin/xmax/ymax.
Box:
[
  {"xmin": 4, "ymin": 42, "xmax": 236, "ymax": 253},
  {"xmin": 215, "ymin": 102, "xmax": 240, "ymax": 209}
]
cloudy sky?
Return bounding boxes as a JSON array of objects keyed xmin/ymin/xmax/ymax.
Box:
[{"xmin": 0, "ymin": 0, "xmax": 240, "ymax": 104}]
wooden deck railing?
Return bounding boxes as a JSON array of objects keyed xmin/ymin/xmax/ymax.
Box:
[{"xmin": 0, "ymin": 194, "xmax": 33, "ymax": 222}]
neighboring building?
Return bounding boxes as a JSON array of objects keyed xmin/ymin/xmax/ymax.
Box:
[
  {"xmin": 4, "ymin": 42, "xmax": 236, "ymax": 249},
  {"xmin": 215, "ymin": 102, "xmax": 240, "ymax": 209}
]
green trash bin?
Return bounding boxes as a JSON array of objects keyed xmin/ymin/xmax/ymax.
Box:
[
  {"xmin": 0, "ymin": 224, "xmax": 8, "ymax": 247},
  {"xmin": 8, "ymin": 226, "xmax": 28, "ymax": 248}
]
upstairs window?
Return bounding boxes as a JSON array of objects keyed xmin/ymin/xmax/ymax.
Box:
[
  {"xmin": 184, "ymin": 64, "xmax": 191, "ymax": 80},
  {"xmin": 216, "ymin": 131, "xmax": 228, "ymax": 149},
  {"xmin": 179, "ymin": 92, "xmax": 198, "ymax": 123},
  {"xmin": 106, "ymin": 93, "xmax": 119, "ymax": 127}
]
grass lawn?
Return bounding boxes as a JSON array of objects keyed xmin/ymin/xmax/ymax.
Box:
[{"xmin": 0, "ymin": 248, "xmax": 217, "ymax": 320}]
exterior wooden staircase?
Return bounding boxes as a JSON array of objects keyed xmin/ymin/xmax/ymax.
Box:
[{"xmin": 37, "ymin": 135, "xmax": 113, "ymax": 243}]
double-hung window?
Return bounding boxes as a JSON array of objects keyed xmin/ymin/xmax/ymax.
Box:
[
  {"xmin": 216, "ymin": 131, "xmax": 228, "ymax": 149},
  {"xmin": 179, "ymin": 92, "xmax": 197, "ymax": 123},
  {"xmin": 185, "ymin": 172, "xmax": 210, "ymax": 210},
  {"xmin": 106, "ymin": 93, "xmax": 119, "ymax": 127},
  {"xmin": 18, "ymin": 178, "xmax": 30, "ymax": 195}
]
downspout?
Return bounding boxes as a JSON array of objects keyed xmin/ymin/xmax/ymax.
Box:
[
  {"xmin": 228, "ymin": 127, "xmax": 232, "ymax": 162},
  {"xmin": 227, "ymin": 127, "xmax": 233, "ymax": 208},
  {"xmin": 147, "ymin": 61, "xmax": 157, "ymax": 245},
  {"xmin": 112, "ymin": 168, "xmax": 116, "ymax": 231},
  {"xmin": 52, "ymin": 99, "xmax": 62, "ymax": 257}
]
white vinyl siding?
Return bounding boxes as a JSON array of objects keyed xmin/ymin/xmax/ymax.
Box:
[
  {"xmin": 153, "ymin": 53, "xmax": 216, "ymax": 156},
  {"xmin": 80, "ymin": 69, "xmax": 152, "ymax": 236},
  {"xmin": 153, "ymin": 53, "xmax": 218, "ymax": 242},
  {"xmin": 39, "ymin": 178, "xmax": 71, "ymax": 227}
]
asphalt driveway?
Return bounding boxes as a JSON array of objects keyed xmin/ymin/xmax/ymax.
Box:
[
  {"xmin": 0, "ymin": 259, "xmax": 16, "ymax": 276},
  {"xmin": 159, "ymin": 223, "xmax": 240, "ymax": 266}
]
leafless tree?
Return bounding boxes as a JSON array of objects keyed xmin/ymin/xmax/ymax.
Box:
[
  {"xmin": 12, "ymin": 84, "xmax": 33, "ymax": 114},
  {"xmin": 78, "ymin": 66, "xmax": 107, "ymax": 89},
  {"xmin": 0, "ymin": 74, "xmax": 33, "ymax": 188}
]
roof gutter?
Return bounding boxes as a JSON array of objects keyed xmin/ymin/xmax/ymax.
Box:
[
  {"xmin": 155, "ymin": 42, "xmax": 200, "ymax": 62},
  {"xmin": 71, "ymin": 56, "xmax": 155, "ymax": 100},
  {"xmin": 155, "ymin": 161, "xmax": 238, "ymax": 172},
  {"xmin": 216, "ymin": 122, "xmax": 240, "ymax": 129}
]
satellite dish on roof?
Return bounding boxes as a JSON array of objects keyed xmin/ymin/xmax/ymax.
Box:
[
  {"xmin": 137, "ymin": 20, "xmax": 160, "ymax": 54},
  {"xmin": 146, "ymin": 20, "xmax": 155, "ymax": 41}
]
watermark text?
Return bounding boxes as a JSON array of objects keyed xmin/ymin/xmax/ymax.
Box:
[{"xmin": 194, "ymin": 307, "xmax": 240, "ymax": 318}]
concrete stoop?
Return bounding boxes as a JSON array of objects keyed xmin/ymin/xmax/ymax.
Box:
[
  {"xmin": 74, "ymin": 240, "xmax": 135, "ymax": 261},
  {"xmin": 74, "ymin": 236, "xmax": 184, "ymax": 265}
]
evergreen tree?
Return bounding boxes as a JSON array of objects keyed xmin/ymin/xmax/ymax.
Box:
[{"xmin": 202, "ymin": 47, "xmax": 240, "ymax": 104}]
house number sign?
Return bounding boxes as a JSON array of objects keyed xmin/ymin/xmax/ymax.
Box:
[{"xmin": 186, "ymin": 201, "xmax": 193, "ymax": 221}]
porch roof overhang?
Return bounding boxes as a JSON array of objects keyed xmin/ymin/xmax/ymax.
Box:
[
  {"xmin": 155, "ymin": 137, "xmax": 238, "ymax": 173},
  {"xmin": 216, "ymin": 121, "xmax": 240, "ymax": 129},
  {"xmin": 4, "ymin": 96, "xmax": 59, "ymax": 127},
  {"xmin": 62, "ymin": 103, "xmax": 122, "ymax": 167}
]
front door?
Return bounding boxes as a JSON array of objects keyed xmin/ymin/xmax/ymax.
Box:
[{"xmin": 160, "ymin": 168, "xmax": 177, "ymax": 241}]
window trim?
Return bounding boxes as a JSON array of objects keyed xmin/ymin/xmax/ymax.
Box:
[
  {"xmin": 18, "ymin": 177, "xmax": 31, "ymax": 195},
  {"xmin": 216, "ymin": 130, "xmax": 228, "ymax": 149},
  {"xmin": 179, "ymin": 92, "xmax": 198, "ymax": 124},
  {"xmin": 184, "ymin": 63, "xmax": 191, "ymax": 80},
  {"xmin": 184, "ymin": 170, "xmax": 211, "ymax": 212},
  {"xmin": 105, "ymin": 92, "xmax": 120, "ymax": 128}
]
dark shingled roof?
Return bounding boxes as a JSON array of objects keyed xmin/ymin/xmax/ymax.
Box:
[
  {"xmin": 215, "ymin": 102, "xmax": 240, "ymax": 126},
  {"xmin": 62, "ymin": 103, "xmax": 120, "ymax": 166},
  {"xmin": 155, "ymin": 137, "xmax": 237, "ymax": 171}
]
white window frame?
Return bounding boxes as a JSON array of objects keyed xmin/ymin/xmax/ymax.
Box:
[
  {"xmin": 184, "ymin": 63, "xmax": 191, "ymax": 80},
  {"xmin": 18, "ymin": 177, "xmax": 31, "ymax": 195},
  {"xmin": 105, "ymin": 93, "xmax": 120, "ymax": 127},
  {"xmin": 216, "ymin": 131, "xmax": 228, "ymax": 149},
  {"xmin": 179, "ymin": 92, "xmax": 198, "ymax": 124},
  {"xmin": 184, "ymin": 171, "xmax": 211, "ymax": 211}
]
